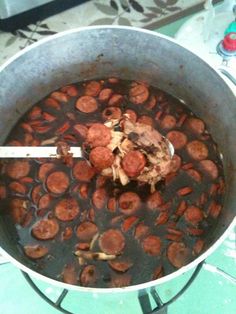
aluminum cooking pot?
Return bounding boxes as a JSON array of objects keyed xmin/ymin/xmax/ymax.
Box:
[{"xmin": 0, "ymin": 26, "xmax": 235, "ymax": 294}]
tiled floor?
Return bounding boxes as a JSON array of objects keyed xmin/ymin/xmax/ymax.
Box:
[{"xmin": 0, "ymin": 1, "xmax": 236, "ymax": 314}]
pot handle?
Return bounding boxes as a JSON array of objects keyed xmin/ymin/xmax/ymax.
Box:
[{"xmin": 218, "ymin": 66, "xmax": 236, "ymax": 86}]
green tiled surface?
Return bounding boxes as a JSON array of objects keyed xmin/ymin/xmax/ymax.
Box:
[{"xmin": 0, "ymin": 9, "xmax": 236, "ymax": 314}]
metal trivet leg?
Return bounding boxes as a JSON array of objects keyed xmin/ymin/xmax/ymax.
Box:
[
  {"xmin": 21, "ymin": 271, "xmax": 72, "ymax": 314},
  {"xmin": 138, "ymin": 262, "xmax": 204, "ymax": 314}
]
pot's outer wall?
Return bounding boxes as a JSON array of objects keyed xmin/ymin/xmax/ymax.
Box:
[{"xmin": 0, "ymin": 26, "xmax": 235, "ymax": 290}]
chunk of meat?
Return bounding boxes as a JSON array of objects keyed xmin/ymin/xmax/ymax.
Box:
[
  {"xmin": 102, "ymin": 107, "xmax": 122, "ymax": 120},
  {"xmin": 6, "ymin": 161, "xmax": 30, "ymax": 179},
  {"xmin": 109, "ymin": 274, "xmax": 131, "ymax": 288},
  {"xmin": 199, "ymin": 160, "xmax": 218, "ymax": 180},
  {"xmin": 122, "ymin": 151, "xmax": 146, "ymax": 177},
  {"xmin": 134, "ymin": 223, "xmax": 150, "ymax": 240},
  {"xmin": 184, "ymin": 206, "xmax": 204, "ymax": 225},
  {"xmin": 9, "ymin": 181, "xmax": 27, "ymax": 195},
  {"xmin": 186, "ymin": 141, "xmax": 208, "ymax": 161},
  {"xmin": 38, "ymin": 163, "xmax": 55, "ymax": 181},
  {"xmin": 99, "ymin": 229, "xmax": 125, "ymax": 255},
  {"xmin": 147, "ymin": 191, "xmax": 163, "ymax": 210},
  {"xmin": 24, "ymin": 245, "xmax": 48, "ymax": 259},
  {"xmin": 137, "ymin": 115, "xmax": 153, "ymax": 126},
  {"xmin": 119, "ymin": 192, "xmax": 141, "ymax": 215},
  {"xmin": 84, "ymin": 81, "xmax": 101, "ymax": 96},
  {"xmin": 73, "ymin": 124, "xmax": 88, "ymax": 139},
  {"xmin": 108, "ymin": 94, "xmax": 123, "ymax": 106},
  {"xmin": 38, "ymin": 194, "xmax": 52, "ymax": 209},
  {"xmin": 10, "ymin": 198, "xmax": 28, "ymax": 225},
  {"xmin": 170, "ymin": 154, "xmax": 182, "ymax": 173},
  {"xmin": 75, "ymin": 96, "xmax": 98, "ymax": 113},
  {"xmin": 167, "ymin": 242, "xmax": 191, "ymax": 268},
  {"xmin": 46, "ymin": 171, "xmax": 69, "ymax": 194},
  {"xmin": 166, "ymin": 131, "xmax": 187, "ymax": 150},
  {"xmin": 185, "ymin": 117, "xmax": 205, "ymax": 135},
  {"xmin": 124, "ymin": 109, "xmax": 137, "ymax": 122},
  {"xmin": 92, "ymin": 188, "xmax": 107, "ymax": 209},
  {"xmin": 76, "ymin": 221, "xmax": 98, "ymax": 241},
  {"xmin": 122, "ymin": 216, "xmax": 139, "ymax": 232},
  {"xmin": 107, "ymin": 197, "xmax": 117, "ymax": 212},
  {"xmin": 142, "ymin": 235, "xmax": 161, "ymax": 256},
  {"xmin": 32, "ymin": 219, "xmax": 59, "ymax": 240},
  {"xmin": 108, "ymin": 259, "xmax": 133, "ymax": 272},
  {"xmin": 98, "ymin": 88, "xmax": 113, "ymax": 102},
  {"xmin": 87, "ymin": 123, "xmax": 111, "ymax": 147},
  {"xmin": 129, "ymin": 84, "xmax": 149, "ymax": 104},
  {"xmin": 62, "ymin": 264, "xmax": 77, "ymax": 285},
  {"xmin": 73, "ymin": 160, "xmax": 95, "ymax": 182},
  {"xmin": 160, "ymin": 115, "xmax": 176, "ymax": 130},
  {"xmin": 186, "ymin": 169, "xmax": 202, "ymax": 183},
  {"xmin": 55, "ymin": 198, "xmax": 80, "ymax": 221},
  {"xmin": 89, "ymin": 147, "xmax": 114, "ymax": 170}
]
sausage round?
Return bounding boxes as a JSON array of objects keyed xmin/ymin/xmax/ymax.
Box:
[
  {"xmin": 199, "ymin": 160, "xmax": 218, "ymax": 180},
  {"xmin": 73, "ymin": 124, "xmax": 88, "ymax": 139},
  {"xmin": 75, "ymin": 96, "xmax": 98, "ymax": 113},
  {"xmin": 46, "ymin": 171, "xmax": 69, "ymax": 194},
  {"xmin": 119, "ymin": 192, "xmax": 141, "ymax": 215},
  {"xmin": 186, "ymin": 169, "xmax": 202, "ymax": 183},
  {"xmin": 137, "ymin": 115, "xmax": 153, "ymax": 126},
  {"xmin": 9, "ymin": 181, "xmax": 27, "ymax": 195},
  {"xmin": 73, "ymin": 160, "xmax": 95, "ymax": 182},
  {"xmin": 76, "ymin": 221, "xmax": 98, "ymax": 241},
  {"xmin": 55, "ymin": 198, "xmax": 80, "ymax": 221},
  {"xmin": 38, "ymin": 194, "xmax": 52, "ymax": 209},
  {"xmin": 98, "ymin": 88, "xmax": 113, "ymax": 102},
  {"xmin": 6, "ymin": 161, "xmax": 30, "ymax": 179},
  {"xmin": 147, "ymin": 191, "xmax": 163, "ymax": 210},
  {"xmin": 134, "ymin": 222, "xmax": 150, "ymax": 240},
  {"xmin": 170, "ymin": 154, "xmax": 182, "ymax": 173},
  {"xmin": 186, "ymin": 140, "xmax": 208, "ymax": 161},
  {"xmin": 87, "ymin": 123, "xmax": 111, "ymax": 147},
  {"xmin": 142, "ymin": 235, "xmax": 161, "ymax": 256},
  {"xmin": 62, "ymin": 264, "xmax": 77, "ymax": 285},
  {"xmin": 102, "ymin": 107, "xmax": 122, "ymax": 120},
  {"xmin": 90, "ymin": 147, "xmax": 114, "ymax": 170},
  {"xmin": 10, "ymin": 198, "xmax": 27, "ymax": 225},
  {"xmin": 80, "ymin": 265, "xmax": 97, "ymax": 287},
  {"xmin": 38, "ymin": 162, "xmax": 55, "ymax": 181},
  {"xmin": 24, "ymin": 245, "xmax": 49, "ymax": 259},
  {"xmin": 99, "ymin": 229, "xmax": 125, "ymax": 255},
  {"xmin": 109, "ymin": 274, "xmax": 131, "ymax": 288},
  {"xmin": 122, "ymin": 151, "xmax": 146, "ymax": 177},
  {"xmin": 124, "ymin": 109, "xmax": 137, "ymax": 122},
  {"xmin": 160, "ymin": 115, "xmax": 176, "ymax": 130},
  {"xmin": 167, "ymin": 242, "xmax": 191, "ymax": 268},
  {"xmin": 32, "ymin": 219, "xmax": 59, "ymax": 240},
  {"xmin": 166, "ymin": 131, "xmax": 187, "ymax": 150},
  {"xmin": 108, "ymin": 94, "xmax": 123, "ymax": 106},
  {"xmin": 184, "ymin": 206, "xmax": 204, "ymax": 225},
  {"xmin": 108, "ymin": 259, "xmax": 133, "ymax": 272},
  {"xmin": 185, "ymin": 117, "xmax": 205, "ymax": 135},
  {"xmin": 84, "ymin": 81, "xmax": 101, "ymax": 96},
  {"xmin": 129, "ymin": 84, "xmax": 149, "ymax": 105},
  {"xmin": 92, "ymin": 188, "xmax": 107, "ymax": 209}
]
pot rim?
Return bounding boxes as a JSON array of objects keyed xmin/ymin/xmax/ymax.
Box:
[{"xmin": 0, "ymin": 25, "xmax": 235, "ymax": 293}]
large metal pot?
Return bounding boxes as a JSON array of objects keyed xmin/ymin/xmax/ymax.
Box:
[{"xmin": 0, "ymin": 26, "xmax": 235, "ymax": 294}]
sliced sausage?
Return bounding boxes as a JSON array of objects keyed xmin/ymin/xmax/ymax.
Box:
[
  {"xmin": 160, "ymin": 115, "xmax": 176, "ymax": 130},
  {"xmin": 152, "ymin": 265, "xmax": 164, "ymax": 280},
  {"xmin": 108, "ymin": 94, "xmax": 123, "ymax": 106},
  {"xmin": 107, "ymin": 197, "xmax": 117, "ymax": 212},
  {"xmin": 87, "ymin": 123, "xmax": 111, "ymax": 147},
  {"xmin": 76, "ymin": 221, "xmax": 98, "ymax": 241},
  {"xmin": 0, "ymin": 185, "xmax": 6, "ymax": 199},
  {"xmin": 166, "ymin": 131, "xmax": 187, "ymax": 150},
  {"xmin": 28, "ymin": 106, "xmax": 42, "ymax": 120},
  {"xmin": 124, "ymin": 109, "xmax": 137, "ymax": 122},
  {"xmin": 96, "ymin": 175, "xmax": 107, "ymax": 188},
  {"xmin": 78, "ymin": 183, "xmax": 89, "ymax": 199},
  {"xmin": 167, "ymin": 242, "xmax": 191, "ymax": 268},
  {"xmin": 73, "ymin": 160, "xmax": 95, "ymax": 182},
  {"xmin": 80, "ymin": 265, "xmax": 97, "ymax": 287},
  {"xmin": 186, "ymin": 140, "xmax": 208, "ymax": 161},
  {"xmin": 51, "ymin": 91, "xmax": 69, "ymax": 102},
  {"xmin": 38, "ymin": 194, "xmax": 52, "ymax": 209},
  {"xmin": 109, "ymin": 274, "xmax": 131, "ymax": 288},
  {"xmin": 55, "ymin": 198, "xmax": 79, "ymax": 221},
  {"xmin": 89, "ymin": 147, "xmax": 114, "ymax": 170},
  {"xmin": 185, "ymin": 117, "xmax": 205, "ymax": 135},
  {"xmin": 170, "ymin": 154, "xmax": 182, "ymax": 173},
  {"xmin": 73, "ymin": 124, "xmax": 88, "ymax": 139},
  {"xmin": 108, "ymin": 259, "xmax": 133, "ymax": 272},
  {"xmin": 147, "ymin": 191, "xmax": 163, "ymax": 210},
  {"xmin": 208, "ymin": 201, "xmax": 222, "ymax": 218},
  {"xmin": 44, "ymin": 97, "xmax": 60, "ymax": 110},
  {"xmin": 24, "ymin": 245, "xmax": 48, "ymax": 259},
  {"xmin": 142, "ymin": 235, "xmax": 161, "ymax": 256},
  {"xmin": 186, "ymin": 169, "xmax": 202, "ymax": 183},
  {"xmin": 119, "ymin": 192, "xmax": 141, "ymax": 215},
  {"xmin": 137, "ymin": 115, "xmax": 153, "ymax": 126},
  {"xmin": 122, "ymin": 151, "xmax": 146, "ymax": 177},
  {"xmin": 108, "ymin": 77, "xmax": 119, "ymax": 84},
  {"xmin": 61, "ymin": 85, "xmax": 79, "ymax": 97},
  {"xmin": 61, "ymin": 226, "xmax": 73, "ymax": 240},
  {"xmin": 155, "ymin": 212, "xmax": 169, "ymax": 225},
  {"xmin": 46, "ymin": 171, "xmax": 69, "ymax": 194},
  {"xmin": 102, "ymin": 107, "xmax": 122, "ymax": 120},
  {"xmin": 75, "ymin": 96, "xmax": 98, "ymax": 113},
  {"xmin": 184, "ymin": 206, "xmax": 204, "ymax": 225},
  {"xmin": 122, "ymin": 216, "xmax": 138, "ymax": 232},
  {"xmin": 10, "ymin": 198, "xmax": 28, "ymax": 225},
  {"xmin": 193, "ymin": 239, "xmax": 205, "ymax": 255},
  {"xmin": 99, "ymin": 229, "xmax": 125, "ymax": 255},
  {"xmin": 199, "ymin": 160, "xmax": 218, "ymax": 180},
  {"xmin": 32, "ymin": 219, "xmax": 59, "ymax": 240},
  {"xmin": 92, "ymin": 188, "xmax": 107, "ymax": 209},
  {"xmin": 6, "ymin": 161, "xmax": 30, "ymax": 179},
  {"xmin": 98, "ymin": 88, "xmax": 113, "ymax": 102},
  {"xmin": 38, "ymin": 162, "xmax": 55, "ymax": 181},
  {"xmin": 84, "ymin": 81, "xmax": 101, "ymax": 96},
  {"xmin": 177, "ymin": 187, "xmax": 193, "ymax": 196},
  {"xmin": 9, "ymin": 181, "xmax": 27, "ymax": 195},
  {"xmin": 145, "ymin": 94, "xmax": 157, "ymax": 110},
  {"xmin": 62, "ymin": 264, "xmax": 77, "ymax": 285},
  {"xmin": 129, "ymin": 84, "xmax": 149, "ymax": 105},
  {"xmin": 31, "ymin": 184, "xmax": 42, "ymax": 205}
]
